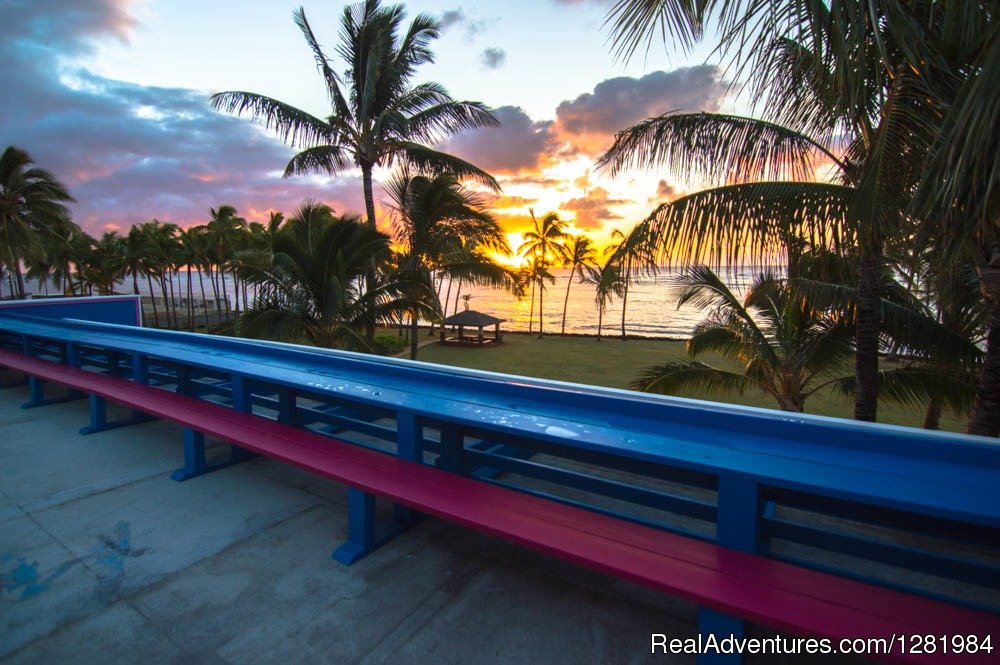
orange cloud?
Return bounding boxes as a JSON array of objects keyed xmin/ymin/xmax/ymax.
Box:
[{"xmin": 559, "ymin": 187, "xmax": 629, "ymax": 230}]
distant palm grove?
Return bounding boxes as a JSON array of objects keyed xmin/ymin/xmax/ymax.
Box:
[{"xmin": 2, "ymin": 0, "xmax": 998, "ymax": 437}]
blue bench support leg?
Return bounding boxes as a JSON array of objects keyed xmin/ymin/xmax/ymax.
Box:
[
  {"xmin": 172, "ymin": 428, "xmax": 208, "ymax": 481},
  {"xmin": 228, "ymin": 374, "xmax": 257, "ymax": 463},
  {"xmin": 393, "ymin": 411, "xmax": 422, "ymax": 526},
  {"xmin": 333, "ymin": 488, "xmax": 376, "ymax": 565},
  {"xmin": 695, "ymin": 476, "xmax": 761, "ymax": 665},
  {"xmin": 20, "ymin": 375, "xmax": 87, "ymax": 409},
  {"xmin": 79, "ymin": 394, "xmax": 153, "ymax": 435},
  {"xmin": 172, "ymin": 428, "xmax": 250, "ymax": 481},
  {"xmin": 333, "ymin": 412, "xmax": 426, "ymax": 565},
  {"xmin": 332, "ymin": 487, "xmax": 414, "ymax": 566}
]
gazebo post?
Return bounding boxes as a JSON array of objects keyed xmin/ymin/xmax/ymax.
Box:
[
  {"xmin": 495, "ymin": 322, "xmax": 501, "ymax": 342},
  {"xmin": 478, "ymin": 326, "xmax": 484, "ymax": 344}
]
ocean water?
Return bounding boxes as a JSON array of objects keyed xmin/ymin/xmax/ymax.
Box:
[
  {"xmin": 436, "ymin": 266, "xmax": 760, "ymax": 339},
  {"xmin": 7, "ymin": 266, "xmax": 762, "ymax": 339}
]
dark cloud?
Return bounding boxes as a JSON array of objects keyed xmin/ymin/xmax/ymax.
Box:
[
  {"xmin": 559, "ymin": 187, "xmax": 628, "ymax": 230},
  {"xmin": 441, "ymin": 106, "xmax": 556, "ymax": 175},
  {"xmin": 480, "ymin": 47, "xmax": 506, "ymax": 70},
  {"xmin": 648, "ymin": 179, "xmax": 679, "ymax": 203},
  {"xmin": 438, "ymin": 8, "xmax": 495, "ymax": 39},
  {"xmin": 0, "ymin": 0, "xmax": 365, "ymax": 235},
  {"xmin": 554, "ymin": 66, "xmax": 727, "ymax": 154},
  {"xmin": 440, "ymin": 9, "xmax": 465, "ymax": 30}
]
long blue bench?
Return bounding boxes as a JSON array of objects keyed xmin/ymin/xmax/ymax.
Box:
[
  {"xmin": 2, "ymin": 348, "xmax": 998, "ymax": 664},
  {"xmin": 1, "ymin": 310, "xmax": 999, "ymax": 664}
]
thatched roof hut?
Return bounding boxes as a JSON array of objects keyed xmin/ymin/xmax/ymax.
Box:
[{"xmin": 440, "ymin": 310, "xmax": 505, "ymax": 346}]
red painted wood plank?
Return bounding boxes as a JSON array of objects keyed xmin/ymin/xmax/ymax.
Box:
[{"xmin": 3, "ymin": 350, "xmax": 997, "ymax": 664}]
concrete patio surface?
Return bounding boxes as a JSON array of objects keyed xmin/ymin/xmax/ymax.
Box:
[{"xmin": 0, "ymin": 385, "xmax": 708, "ymax": 664}]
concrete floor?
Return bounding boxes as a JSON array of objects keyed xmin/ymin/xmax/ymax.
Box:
[{"xmin": 1, "ymin": 385, "xmax": 700, "ymax": 664}]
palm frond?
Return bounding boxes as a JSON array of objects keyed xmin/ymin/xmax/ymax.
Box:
[
  {"xmin": 634, "ymin": 181, "xmax": 855, "ymax": 269},
  {"xmin": 293, "ymin": 8, "xmax": 347, "ymax": 112},
  {"xmin": 397, "ymin": 143, "xmax": 500, "ymax": 191},
  {"xmin": 829, "ymin": 366, "xmax": 977, "ymax": 413},
  {"xmin": 283, "ymin": 145, "xmax": 354, "ymax": 177},
  {"xmin": 596, "ymin": 112, "xmax": 844, "ymax": 183},
  {"xmin": 210, "ymin": 92, "xmax": 333, "ymax": 148},
  {"xmin": 629, "ymin": 359, "xmax": 750, "ymax": 398}
]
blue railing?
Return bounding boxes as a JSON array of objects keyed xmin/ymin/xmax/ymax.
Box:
[{"xmin": 1, "ymin": 307, "xmax": 998, "ymax": 612}]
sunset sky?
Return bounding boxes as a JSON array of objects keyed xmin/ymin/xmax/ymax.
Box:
[{"xmin": 2, "ymin": 0, "xmax": 737, "ymax": 255}]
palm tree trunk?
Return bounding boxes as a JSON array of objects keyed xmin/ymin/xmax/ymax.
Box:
[
  {"xmin": 538, "ymin": 279, "xmax": 545, "ymax": 338},
  {"xmin": 429, "ymin": 272, "xmax": 444, "ymax": 336},
  {"xmin": 620, "ymin": 280, "xmax": 629, "ymax": 340},
  {"xmin": 967, "ymin": 302, "xmax": 1000, "ymax": 436},
  {"xmin": 597, "ymin": 303, "xmax": 604, "ymax": 341},
  {"xmin": 14, "ymin": 263, "xmax": 25, "ymax": 299},
  {"xmin": 198, "ymin": 266, "xmax": 211, "ymax": 330},
  {"xmin": 452, "ymin": 280, "xmax": 462, "ymax": 316},
  {"xmin": 218, "ymin": 268, "xmax": 229, "ymax": 323},
  {"xmin": 442, "ymin": 276, "xmax": 454, "ymax": 320},
  {"xmin": 361, "ymin": 162, "xmax": 378, "ymax": 346},
  {"xmin": 233, "ymin": 272, "xmax": 240, "ymax": 317},
  {"xmin": 145, "ymin": 274, "xmax": 160, "ymax": 328},
  {"xmin": 167, "ymin": 270, "xmax": 178, "ymax": 327},
  {"xmin": 159, "ymin": 274, "xmax": 172, "ymax": 328},
  {"xmin": 208, "ymin": 266, "xmax": 222, "ymax": 324},
  {"xmin": 131, "ymin": 272, "xmax": 139, "ymax": 295},
  {"xmin": 410, "ymin": 313, "xmax": 419, "ymax": 360},
  {"xmin": 186, "ymin": 266, "xmax": 194, "ymax": 331},
  {"xmin": 854, "ymin": 247, "xmax": 881, "ymax": 422},
  {"xmin": 560, "ymin": 266, "xmax": 575, "ymax": 335},
  {"xmin": 528, "ymin": 280, "xmax": 535, "ymax": 333},
  {"xmin": 923, "ymin": 398, "xmax": 942, "ymax": 430}
]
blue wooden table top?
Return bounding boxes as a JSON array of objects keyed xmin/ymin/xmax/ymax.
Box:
[{"xmin": 3, "ymin": 312, "xmax": 999, "ymax": 528}]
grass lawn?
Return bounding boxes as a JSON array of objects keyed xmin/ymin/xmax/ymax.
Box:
[{"xmin": 413, "ymin": 331, "xmax": 966, "ymax": 433}]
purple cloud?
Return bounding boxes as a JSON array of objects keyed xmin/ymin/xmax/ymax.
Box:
[
  {"xmin": 554, "ymin": 65, "xmax": 727, "ymax": 154},
  {"xmin": 0, "ymin": 0, "xmax": 366, "ymax": 235},
  {"xmin": 441, "ymin": 106, "xmax": 556, "ymax": 175}
]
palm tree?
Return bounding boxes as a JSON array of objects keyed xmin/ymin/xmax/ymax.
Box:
[
  {"xmin": 600, "ymin": 1, "xmax": 946, "ymax": 422},
  {"xmin": 386, "ymin": 171, "xmax": 508, "ymax": 359},
  {"xmin": 518, "ymin": 211, "xmax": 569, "ymax": 338},
  {"xmin": 581, "ymin": 259, "xmax": 625, "ymax": 341},
  {"xmin": 206, "ymin": 205, "xmax": 246, "ymax": 323},
  {"xmin": 559, "ymin": 234, "xmax": 597, "ymax": 335},
  {"xmin": 122, "ymin": 226, "xmax": 148, "ymax": 297},
  {"xmin": 0, "ymin": 146, "xmax": 75, "ymax": 299},
  {"xmin": 233, "ymin": 201, "xmax": 414, "ymax": 350},
  {"xmin": 86, "ymin": 232, "xmax": 127, "ymax": 295},
  {"xmin": 630, "ymin": 264, "xmax": 969, "ymax": 416},
  {"xmin": 630, "ymin": 267, "xmax": 857, "ymax": 411},
  {"xmin": 905, "ymin": 7, "xmax": 1000, "ymax": 435},
  {"xmin": 211, "ymin": 2, "xmax": 501, "ymax": 341}
]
